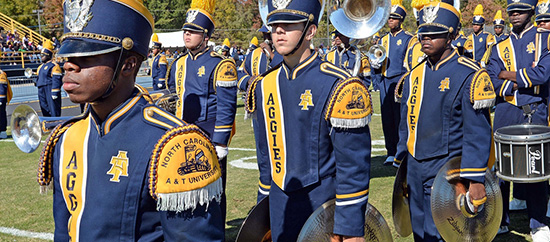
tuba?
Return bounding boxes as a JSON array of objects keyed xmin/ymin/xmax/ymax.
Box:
[
  {"xmin": 329, "ymin": 0, "xmax": 391, "ymax": 75},
  {"xmin": 11, "ymin": 105, "xmax": 71, "ymax": 153}
]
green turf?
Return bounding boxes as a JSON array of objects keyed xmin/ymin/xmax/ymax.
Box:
[{"xmin": 0, "ymin": 92, "xmax": 533, "ymax": 241}]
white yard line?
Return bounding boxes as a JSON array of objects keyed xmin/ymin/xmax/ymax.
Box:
[{"xmin": 0, "ymin": 227, "xmax": 53, "ymax": 240}]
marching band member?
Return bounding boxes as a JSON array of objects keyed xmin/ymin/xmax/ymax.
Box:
[
  {"xmin": 166, "ymin": 0, "xmax": 238, "ymax": 223},
  {"xmin": 237, "ymin": 25, "xmax": 282, "ymax": 203},
  {"xmin": 485, "ymin": 0, "xmax": 550, "ymax": 239},
  {"xmin": 451, "ymin": 10, "xmax": 469, "ymax": 55},
  {"xmin": 465, "ymin": 4, "xmax": 496, "ymax": 64},
  {"xmin": 221, "ymin": 38, "xmax": 231, "ymax": 57},
  {"xmin": 150, "ymin": 33, "xmax": 168, "ymax": 90},
  {"xmin": 43, "ymin": 0, "xmax": 224, "ymax": 240},
  {"xmin": 494, "ymin": 10, "xmax": 510, "ymax": 43},
  {"xmin": 372, "ymin": 0, "xmax": 416, "ymax": 166},
  {"xmin": 536, "ymin": 0, "xmax": 550, "ymax": 29},
  {"xmin": 324, "ymin": 29, "xmax": 371, "ymax": 87},
  {"xmin": 394, "ymin": 1, "xmax": 495, "ymax": 241},
  {"xmin": 246, "ymin": 0, "xmax": 372, "ymax": 240},
  {"xmin": 0, "ymin": 69, "xmax": 10, "ymax": 139},
  {"xmin": 37, "ymin": 40, "xmax": 63, "ymax": 117}
]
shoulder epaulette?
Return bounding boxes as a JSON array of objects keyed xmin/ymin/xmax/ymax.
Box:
[
  {"xmin": 149, "ymin": 124, "xmax": 222, "ymax": 212},
  {"xmin": 143, "ymin": 105, "xmax": 185, "ymax": 130},
  {"xmin": 214, "ymin": 58, "xmax": 237, "ymax": 88},
  {"xmin": 210, "ymin": 51, "xmax": 226, "ymax": 59},
  {"xmin": 458, "ymin": 57, "xmax": 481, "ymax": 71},
  {"xmin": 38, "ymin": 113, "xmax": 88, "ymax": 193},
  {"xmin": 325, "ymin": 77, "xmax": 372, "ymax": 128},
  {"xmin": 405, "ymin": 31, "xmax": 414, "ymax": 36},
  {"xmin": 469, "ymin": 69, "xmax": 496, "ymax": 109},
  {"xmin": 537, "ymin": 27, "xmax": 550, "ymax": 33},
  {"xmin": 320, "ymin": 62, "xmax": 352, "ymax": 80},
  {"xmin": 395, "ymin": 73, "xmax": 409, "ymax": 103}
]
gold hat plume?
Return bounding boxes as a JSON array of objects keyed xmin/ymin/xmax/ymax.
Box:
[
  {"xmin": 392, "ymin": 0, "xmax": 403, "ymax": 6},
  {"xmin": 152, "ymin": 33, "xmax": 159, "ymax": 43},
  {"xmin": 250, "ymin": 36, "xmax": 259, "ymax": 46},
  {"xmin": 43, "ymin": 40, "xmax": 54, "ymax": 51},
  {"xmin": 191, "ymin": 0, "xmax": 216, "ymax": 15},
  {"xmin": 493, "ymin": 10, "xmax": 503, "ymax": 21},
  {"xmin": 223, "ymin": 38, "xmax": 230, "ymax": 47},
  {"xmin": 411, "ymin": 0, "xmax": 438, "ymax": 11},
  {"xmin": 474, "ymin": 4, "xmax": 484, "ymax": 16}
]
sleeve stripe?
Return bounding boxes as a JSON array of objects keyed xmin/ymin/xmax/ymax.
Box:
[
  {"xmin": 52, "ymin": 89, "xmax": 60, "ymax": 92},
  {"xmin": 460, "ymin": 172, "xmax": 486, "ymax": 177},
  {"xmin": 447, "ymin": 167, "xmax": 487, "ymax": 174},
  {"xmin": 336, "ymin": 188, "xmax": 369, "ymax": 199},
  {"xmin": 522, "ymin": 69, "xmax": 532, "ymax": 87},
  {"xmin": 519, "ymin": 69, "xmax": 529, "ymax": 87},
  {"xmin": 215, "ymin": 125, "xmax": 233, "ymax": 129},
  {"xmin": 258, "ymin": 181, "xmax": 271, "ymax": 189},
  {"xmin": 258, "ymin": 188, "xmax": 270, "ymax": 195},
  {"xmin": 335, "ymin": 195, "xmax": 368, "ymax": 206},
  {"xmin": 214, "ymin": 128, "xmax": 232, "ymax": 132},
  {"xmin": 500, "ymin": 80, "xmax": 510, "ymax": 96}
]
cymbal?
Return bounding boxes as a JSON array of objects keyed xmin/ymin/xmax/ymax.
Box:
[
  {"xmin": 235, "ymin": 196, "xmax": 272, "ymax": 242},
  {"xmin": 392, "ymin": 160, "xmax": 412, "ymax": 237},
  {"xmin": 431, "ymin": 156, "xmax": 502, "ymax": 242},
  {"xmin": 297, "ymin": 199, "xmax": 393, "ymax": 242}
]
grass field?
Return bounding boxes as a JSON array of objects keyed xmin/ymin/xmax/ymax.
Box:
[{"xmin": 0, "ymin": 92, "xmax": 534, "ymax": 241}]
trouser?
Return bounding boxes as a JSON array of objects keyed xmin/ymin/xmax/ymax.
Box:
[
  {"xmin": 219, "ymin": 156, "xmax": 227, "ymax": 226},
  {"xmin": 407, "ymin": 153, "xmax": 446, "ymax": 242},
  {"xmin": 379, "ymin": 75, "xmax": 401, "ymax": 157},
  {"xmin": 494, "ymin": 101, "xmax": 549, "ymax": 229},
  {"xmin": 0, "ymin": 101, "xmax": 6, "ymax": 132},
  {"xmin": 269, "ymin": 175, "xmax": 335, "ymax": 242},
  {"xmin": 38, "ymin": 85, "xmax": 61, "ymax": 117}
]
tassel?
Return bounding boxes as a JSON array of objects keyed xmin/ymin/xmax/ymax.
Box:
[
  {"xmin": 473, "ymin": 99, "xmax": 495, "ymax": 110},
  {"xmin": 330, "ymin": 115, "xmax": 371, "ymax": 129},
  {"xmin": 157, "ymin": 178, "xmax": 223, "ymax": 213}
]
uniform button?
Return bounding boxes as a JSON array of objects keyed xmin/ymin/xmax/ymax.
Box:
[{"xmin": 147, "ymin": 109, "xmax": 154, "ymax": 116}]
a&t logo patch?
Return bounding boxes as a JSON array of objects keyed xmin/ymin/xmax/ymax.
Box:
[
  {"xmin": 439, "ymin": 77, "xmax": 450, "ymax": 92},
  {"xmin": 197, "ymin": 66, "xmax": 205, "ymax": 77},
  {"xmin": 299, "ymin": 90, "xmax": 314, "ymax": 110},
  {"xmin": 107, "ymin": 151, "xmax": 129, "ymax": 182},
  {"xmin": 526, "ymin": 42, "xmax": 535, "ymax": 54}
]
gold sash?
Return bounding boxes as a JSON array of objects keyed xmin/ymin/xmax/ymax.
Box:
[{"xmin": 406, "ymin": 63, "xmax": 426, "ymax": 157}]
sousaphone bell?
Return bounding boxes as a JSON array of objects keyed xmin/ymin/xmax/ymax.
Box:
[{"xmin": 10, "ymin": 104, "xmax": 70, "ymax": 153}]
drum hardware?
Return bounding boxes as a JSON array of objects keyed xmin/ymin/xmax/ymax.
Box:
[
  {"xmin": 392, "ymin": 159, "xmax": 412, "ymax": 237},
  {"xmin": 521, "ymin": 104, "xmax": 535, "ymax": 124},
  {"xmin": 10, "ymin": 104, "xmax": 71, "ymax": 153},
  {"xmin": 297, "ymin": 200, "xmax": 393, "ymax": 242},
  {"xmin": 494, "ymin": 124, "xmax": 550, "ymax": 183},
  {"xmin": 431, "ymin": 157, "xmax": 502, "ymax": 242}
]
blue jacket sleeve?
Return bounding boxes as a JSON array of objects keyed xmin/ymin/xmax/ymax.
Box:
[
  {"xmin": 212, "ymin": 60, "xmax": 238, "ymax": 145},
  {"xmin": 331, "ymin": 125, "xmax": 371, "ymax": 237},
  {"xmin": 485, "ymin": 45, "xmax": 514, "ymax": 97},
  {"xmin": 253, "ymin": 114, "xmax": 272, "ymax": 203},
  {"xmin": 515, "ymin": 50, "xmax": 550, "ymax": 88},
  {"xmin": 237, "ymin": 54, "xmax": 252, "ymax": 91},
  {"xmin": 158, "ymin": 57, "xmax": 168, "ymax": 88},
  {"xmin": 50, "ymin": 63, "xmax": 63, "ymax": 95},
  {"xmin": 166, "ymin": 61, "xmax": 177, "ymax": 92},
  {"xmin": 459, "ymin": 74, "xmax": 492, "ymax": 183}
]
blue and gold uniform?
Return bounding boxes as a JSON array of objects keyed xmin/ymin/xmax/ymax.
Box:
[
  {"xmin": 151, "ymin": 33, "xmax": 168, "ymax": 90},
  {"xmin": 466, "ymin": 4, "xmax": 496, "ymax": 63},
  {"xmin": 0, "ymin": 70, "xmax": 10, "ymax": 137},
  {"xmin": 452, "ymin": 30, "xmax": 469, "ymax": 55},
  {"xmin": 247, "ymin": 1, "xmax": 372, "ymax": 241},
  {"xmin": 373, "ymin": 0, "xmax": 415, "ymax": 163},
  {"xmin": 486, "ymin": 0, "xmax": 550, "ymax": 231},
  {"xmin": 46, "ymin": 0, "xmax": 224, "ymax": 240},
  {"xmin": 395, "ymin": 2, "xmax": 495, "ymax": 240},
  {"xmin": 324, "ymin": 33, "xmax": 372, "ymax": 87},
  {"xmin": 37, "ymin": 41, "xmax": 63, "ymax": 117},
  {"xmin": 494, "ymin": 10, "xmax": 510, "ymax": 43}
]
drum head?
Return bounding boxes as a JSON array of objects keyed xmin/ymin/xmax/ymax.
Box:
[
  {"xmin": 495, "ymin": 124, "xmax": 550, "ymax": 141},
  {"xmin": 431, "ymin": 157, "xmax": 502, "ymax": 242}
]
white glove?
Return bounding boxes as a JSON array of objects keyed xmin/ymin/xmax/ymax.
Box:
[
  {"xmin": 215, "ymin": 145, "xmax": 228, "ymax": 160},
  {"xmin": 52, "ymin": 95, "xmax": 58, "ymax": 100},
  {"xmin": 157, "ymin": 83, "xmax": 163, "ymax": 88},
  {"xmin": 0, "ymin": 102, "xmax": 3, "ymax": 106},
  {"xmin": 369, "ymin": 60, "xmax": 382, "ymax": 69}
]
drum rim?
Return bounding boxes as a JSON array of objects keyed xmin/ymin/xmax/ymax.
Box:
[{"xmin": 494, "ymin": 124, "xmax": 550, "ymax": 141}]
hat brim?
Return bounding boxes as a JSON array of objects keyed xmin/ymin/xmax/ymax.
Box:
[
  {"xmin": 536, "ymin": 14, "xmax": 550, "ymax": 22},
  {"xmin": 418, "ymin": 25, "xmax": 450, "ymax": 35},
  {"xmin": 507, "ymin": 5, "xmax": 534, "ymax": 12},
  {"xmin": 389, "ymin": 13, "xmax": 404, "ymax": 19},
  {"xmin": 267, "ymin": 13, "xmax": 309, "ymax": 25},
  {"xmin": 58, "ymin": 39, "xmax": 121, "ymax": 58}
]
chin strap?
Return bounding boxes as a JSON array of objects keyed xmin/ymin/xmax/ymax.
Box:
[
  {"xmin": 284, "ymin": 19, "xmax": 311, "ymax": 57},
  {"xmin": 91, "ymin": 48, "xmax": 125, "ymax": 103},
  {"xmin": 190, "ymin": 32, "xmax": 207, "ymax": 52}
]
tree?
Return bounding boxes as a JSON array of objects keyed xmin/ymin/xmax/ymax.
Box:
[
  {"xmin": 43, "ymin": 0, "xmax": 64, "ymax": 37},
  {"xmin": 0, "ymin": 0, "xmax": 41, "ymax": 32},
  {"xmin": 461, "ymin": 0, "xmax": 507, "ymax": 32}
]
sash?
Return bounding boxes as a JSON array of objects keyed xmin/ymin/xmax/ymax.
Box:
[
  {"xmin": 60, "ymin": 117, "xmax": 91, "ymax": 242},
  {"xmin": 251, "ymin": 48, "xmax": 263, "ymax": 76},
  {"xmin": 326, "ymin": 51, "xmax": 336, "ymax": 64},
  {"xmin": 175, "ymin": 56, "xmax": 188, "ymax": 118},
  {"xmin": 261, "ymin": 73, "xmax": 287, "ymax": 190},
  {"xmin": 497, "ymin": 38, "xmax": 518, "ymax": 105},
  {"xmin": 381, "ymin": 35, "xmax": 390, "ymax": 76},
  {"xmin": 406, "ymin": 63, "xmax": 426, "ymax": 157}
]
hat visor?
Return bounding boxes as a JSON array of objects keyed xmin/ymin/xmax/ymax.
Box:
[
  {"xmin": 390, "ymin": 13, "xmax": 403, "ymax": 19},
  {"xmin": 507, "ymin": 6, "xmax": 533, "ymax": 12},
  {"xmin": 267, "ymin": 13, "xmax": 308, "ymax": 25},
  {"xmin": 58, "ymin": 39, "xmax": 121, "ymax": 58},
  {"xmin": 182, "ymin": 24, "xmax": 205, "ymax": 32},
  {"xmin": 536, "ymin": 14, "xmax": 550, "ymax": 22},
  {"xmin": 418, "ymin": 25, "xmax": 450, "ymax": 35}
]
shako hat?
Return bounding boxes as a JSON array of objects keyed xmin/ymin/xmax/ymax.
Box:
[
  {"xmin": 473, "ymin": 4, "xmax": 486, "ymax": 24},
  {"xmin": 493, "ymin": 10, "xmax": 505, "ymax": 26},
  {"xmin": 152, "ymin": 33, "xmax": 162, "ymax": 49},
  {"xmin": 507, "ymin": 0, "xmax": 537, "ymax": 12},
  {"xmin": 536, "ymin": 0, "xmax": 550, "ymax": 22},
  {"xmin": 267, "ymin": 0, "xmax": 323, "ymax": 25},
  {"xmin": 417, "ymin": 1, "xmax": 460, "ymax": 35},
  {"xmin": 182, "ymin": 0, "xmax": 216, "ymax": 37},
  {"xmin": 58, "ymin": 0, "xmax": 154, "ymax": 58},
  {"xmin": 391, "ymin": 0, "xmax": 407, "ymax": 19}
]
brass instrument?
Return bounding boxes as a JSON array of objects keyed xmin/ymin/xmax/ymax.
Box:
[
  {"xmin": 147, "ymin": 89, "xmax": 179, "ymax": 115},
  {"xmin": 24, "ymin": 68, "xmax": 34, "ymax": 78},
  {"xmin": 11, "ymin": 105, "xmax": 70, "ymax": 153},
  {"xmin": 329, "ymin": 0, "xmax": 391, "ymax": 76}
]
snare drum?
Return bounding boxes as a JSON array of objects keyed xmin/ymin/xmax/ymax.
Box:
[{"xmin": 494, "ymin": 124, "xmax": 550, "ymax": 183}]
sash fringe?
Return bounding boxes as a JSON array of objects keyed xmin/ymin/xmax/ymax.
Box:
[
  {"xmin": 330, "ymin": 115, "xmax": 371, "ymax": 129},
  {"xmin": 216, "ymin": 80, "xmax": 237, "ymax": 87},
  {"xmin": 39, "ymin": 183, "xmax": 53, "ymax": 195},
  {"xmin": 473, "ymin": 99, "xmax": 495, "ymax": 110},
  {"xmin": 156, "ymin": 178, "xmax": 223, "ymax": 213}
]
